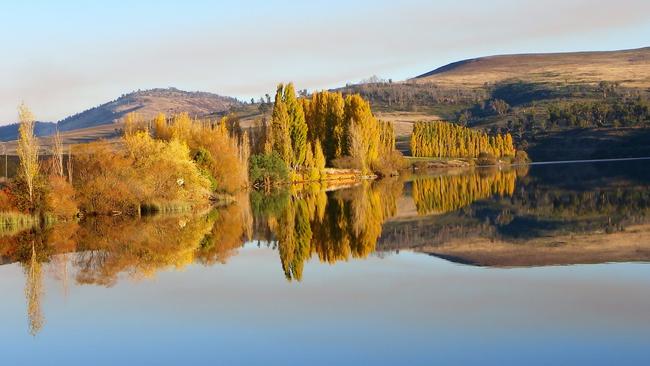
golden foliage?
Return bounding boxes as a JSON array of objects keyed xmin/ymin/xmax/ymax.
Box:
[
  {"xmin": 24, "ymin": 242, "xmax": 44, "ymax": 336},
  {"xmin": 268, "ymin": 85, "xmax": 392, "ymax": 175},
  {"xmin": 51, "ymin": 130, "xmax": 64, "ymax": 177},
  {"xmin": 261, "ymin": 179, "xmax": 403, "ymax": 281},
  {"xmin": 411, "ymin": 121, "xmax": 516, "ymax": 158},
  {"xmin": 412, "ymin": 169, "xmax": 517, "ymax": 215},
  {"xmin": 45, "ymin": 175, "xmax": 78, "ymax": 220},
  {"xmin": 154, "ymin": 113, "xmax": 248, "ymax": 194},
  {"xmin": 73, "ymin": 213, "xmax": 215, "ymax": 286},
  {"xmin": 124, "ymin": 131, "xmax": 211, "ymax": 204},
  {"xmin": 72, "ymin": 142, "xmax": 140, "ymax": 214},
  {"xmin": 17, "ymin": 103, "xmax": 40, "ymax": 207},
  {"xmin": 73, "ymin": 132, "xmax": 211, "ymax": 214}
]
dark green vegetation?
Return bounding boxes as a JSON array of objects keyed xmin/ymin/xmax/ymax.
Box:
[
  {"xmin": 341, "ymin": 48, "xmax": 650, "ymax": 160},
  {"xmin": 249, "ymin": 152, "xmax": 290, "ymax": 188}
]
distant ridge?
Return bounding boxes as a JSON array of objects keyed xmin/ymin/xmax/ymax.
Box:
[
  {"xmin": 414, "ymin": 47, "xmax": 650, "ymax": 87},
  {"xmin": 57, "ymin": 87, "xmax": 242, "ymax": 131},
  {"xmin": 0, "ymin": 121, "xmax": 56, "ymax": 142}
]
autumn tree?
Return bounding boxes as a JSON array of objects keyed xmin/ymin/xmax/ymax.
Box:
[
  {"xmin": 344, "ymin": 94, "xmax": 380, "ymax": 173},
  {"xmin": 313, "ymin": 140, "xmax": 326, "ymax": 179},
  {"xmin": 410, "ymin": 121, "xmax": 516, "ymax": 159},
  {"xmin": 285, "ymin": 84, "xmax": 308, "ymax": 168},
  {"xmin": 17, "ymin": 103, "xmax": 40, "ymax": 207},
  {"xmin": 269, "ymin": 84, "xmax": 293, "ymax": 165},
  {"xmin": 263, "ymin": 83, "xmax": 398, "ymax": 176},
  {"xmin": 51, "ymin": 129, "xmax": 64, "ymax": 177},
  {"xmin": 153, "ymin": 113, "xmax": 167, "ymax": 139}
]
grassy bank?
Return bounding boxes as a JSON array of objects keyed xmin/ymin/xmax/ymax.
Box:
[{"xmin": 0, "ymin": 211, "xmax": 40, "ymax": 237}]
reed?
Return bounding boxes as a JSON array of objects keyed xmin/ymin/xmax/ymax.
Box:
[{"xmin": 0, "ymin": 211, "xmax": 39, "ymax": 236}]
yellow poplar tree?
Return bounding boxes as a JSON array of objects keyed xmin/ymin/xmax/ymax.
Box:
[{"xmin": 17, "ymin": 103, "xmax": 40, "ymax": 207}]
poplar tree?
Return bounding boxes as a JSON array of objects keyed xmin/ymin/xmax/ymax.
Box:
[
  {"xmin": 344, "ymin": 95, "xmax": 380, "ymax": 172},
  {"xmin": 52, "ymin": 129, "xmax": 64, "ymax": 177},
  {"xmin": 270, "ymin": 84, "xmax": 292, "ymax": 165},
  {"xmin": 17, "ymin": 103, "xmax": 40, "ymax": 207},
  {"xmin": 313, "ymin": 140, "xmax": 326, "ymax": 179},
  {"xmin": 284, "ymin": 83, "xmax": 308, "ymax": 168},
  {"xmin": 326, "ymin": 92, "xmax": 345, "ymax": 161},
  {"xmin": 410, "ymin": 121, "xmax": 516, "ymax": 159}
]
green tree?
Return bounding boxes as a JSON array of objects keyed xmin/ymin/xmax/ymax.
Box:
[
  {"xmin": 284, "ymin": 83, "xmax": 308, "ymax": 168},
  {"xmin": 269, "ymin": 84, "xmax": 293, "ymax": 165}
]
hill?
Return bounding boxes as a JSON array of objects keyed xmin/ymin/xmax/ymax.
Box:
[
  {"xmin": 57, "ymin": 87, "xmax": 242, "ymax": 131},
  {"xmin": 414, "ymin": 47, "xmax": 650, "ymax": 88},
  {"xmin": 337, "ymin": 47, "xmax": 650, "ymax": 160},
  {"xmin": 0, "ymin": 121, "xmax": 57, "ymax": 142}
]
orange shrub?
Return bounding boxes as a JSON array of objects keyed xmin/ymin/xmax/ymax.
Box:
[{"xmin": 45, "ymin": 175, "xmax": 78, "ymax": 219}]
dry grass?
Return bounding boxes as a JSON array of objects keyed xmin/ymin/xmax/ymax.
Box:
[
  {"xmin": 59, "ymin": 88, "xmax": 240, "ymax": 131},
  {"xmin": 2, "ymin": 123, "xmax": 123, "ymax": 155},
  {"xmin": 375, "ymin": 111, "xmax": 442, "ymax": 137},
  {"xmin": 415, "ymin": 47, "xmax": 650, "ymax": 88}
]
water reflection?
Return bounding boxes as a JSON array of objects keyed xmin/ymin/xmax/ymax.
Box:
[
  {"xmin": 255, "ymin": 179, "xmax": 403, "ymax": 280},
  {"xmin": 2, "ymin": 161, "xmax": 650, "ymax": 336},
  {"xmin": 412, "ymin": 168, "xmax": 517, "ymax": 215}
]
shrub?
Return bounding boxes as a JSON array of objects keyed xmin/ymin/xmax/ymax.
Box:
[
  {"xmin": 44, "ymin": 176, "xmax": 78, "ymax": 220},
  {"xmin": 331, "ymin": 156, "xmax": 362, "ymax": 171},
  {"xmin": 155, "ymin": 115, "xmax": 248, "ymax": 194},
  {"xmin": 124, "ymin": 131, "xmax": 211, "ymax": 204},
  {"xmin": 249, "ymin": 152, "xmax": 289, "ymax": 187},
  {"xmin": 9, "ymin": 173, "xmax": 48, "ymax": 213},
  {"xmin": 514, "ymin": 150, "xmax": 531, "ymax": 164},
  {"xmin": 0, "ymin": 187, "xmax": 16, "ymax": 211},
  {"xmin": 372, "ymin": 150, "xmax": 407, "ymax": 177},
  {"xmin": 477, "ymin": 152, "xmax": 497, "ymax": 166},
  {"xmin": 73, "ymin": 142, "xmax": 141, "ymax": 215}
]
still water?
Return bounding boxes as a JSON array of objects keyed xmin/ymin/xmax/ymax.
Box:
[{"xmin": 1, "ymin": 161, "xmax": 649, "ymax": 365}]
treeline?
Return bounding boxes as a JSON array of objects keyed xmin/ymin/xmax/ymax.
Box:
[
  {"xmin": 410, "ymin": 121, "xmax": 515, "ymax": 158},
  {"xmin": 338, "ymin": 81, "xmax": 487, "ymax": 111},
  {"xmin": 412, "ymin": 170, "xmax": 517, "ymax": 215},
  {"xmin": 548, "ymin": 98, "xmax": 649, "ymax": 128},
  {"xmin": 255, "ymin": 84, "xmax": 401, "ymax": 182}
]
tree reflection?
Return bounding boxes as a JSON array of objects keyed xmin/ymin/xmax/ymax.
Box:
[
  {"xmin": 24, "ymin": 241, "xmax": 44, "ymax": 336},
  {"xmin": 1, "ymin": 199, "xmax": 252, "ymax": 335},
  {"xmin": 72, "ymin": 213, "xmax": 215, "ymax": 286},
  {"xmin": 257, "ymin": 179, "xmax": 403, "ymax": 281},
  {"xmin": 195, "ymin": 192, "xmax": 253, "ymax": 265},
  {"xmin": 412, "ymin": 168, "xmax": 517, "ymax": 215}
]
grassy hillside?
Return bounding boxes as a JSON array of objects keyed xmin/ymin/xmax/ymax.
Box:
[
  {"xmin": 57, "ymin": 87, "xmax": 242, "ymax": 131},
  {"xmin": 415, "ymin": 47, "xmax": 650, "ymax": 88}
]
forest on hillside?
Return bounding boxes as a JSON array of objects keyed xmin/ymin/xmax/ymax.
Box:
[{"xmin": 341, "ymin": 79, "xmax": 650, "ymax": 158}]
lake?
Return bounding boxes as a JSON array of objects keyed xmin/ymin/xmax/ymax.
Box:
[{"xmin": 1, "ymin": 160, "xmax": 649, "ymax": 365}]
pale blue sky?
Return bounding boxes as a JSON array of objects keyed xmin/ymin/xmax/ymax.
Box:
[{"xmin": 1, "ymin": 0, "xmax": 649, "ymax": 123}]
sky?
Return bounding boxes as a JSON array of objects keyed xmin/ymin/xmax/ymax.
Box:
[{"xmin": 1, "ymin": 0, "xmax": 650, "ymax": 123}]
